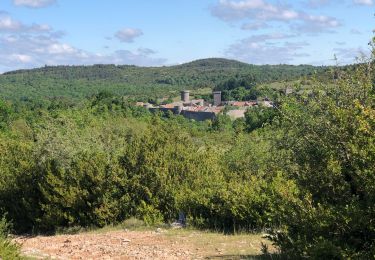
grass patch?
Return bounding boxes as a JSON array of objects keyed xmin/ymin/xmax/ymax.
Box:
[
  {"xmin": 0, "ymin": 216, "xmax": 23, "ymax": 259},
  {"xmin": 121, "ymin": 217, "xmax": 147, "ymax": 230},
  {"xmin": 0, "ymin": 237, "xmax": 23, "ymax": 260},
  {"xmin": 162, "ymin": 228, "xmax": 277, "ymax": 258}
]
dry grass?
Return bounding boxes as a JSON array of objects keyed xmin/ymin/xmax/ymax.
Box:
[
  {"xmin": 163, "ymin": 228, "xmax": 276, "ymax": 259},
  {"xmin": 16, "ymin": 225, "xmax": 277, "ymax": 259}
]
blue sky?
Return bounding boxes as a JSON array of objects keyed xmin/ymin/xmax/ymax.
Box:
[{"xmin": 0, "ymin": 0, "xmax": 373, "ymax": 72}]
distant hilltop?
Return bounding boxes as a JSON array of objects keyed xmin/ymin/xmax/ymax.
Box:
[
  {"xmin": 2, "ymin": 58, "xmax": 321, "ymax": 75},
  {"xmin": 174, "ymin": 58, "xmax": 252, "ymax": 69},
  {"xmin": 0, "ymin": 58, "xmax": 328, "ymax": 102}
]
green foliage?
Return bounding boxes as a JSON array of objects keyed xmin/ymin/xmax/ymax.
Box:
[
  {"xmin": 267, "ymin": 50, "xmax": 375, "ymax": 258},
  {"xmin": 0, "ymin": 216, "xmax": 12, "ymax": 239},
  {"xmin": 0, "ymin": 238, "xmax": 22, "ymax": 260},
  {"xmin": 211, "ymin": 114, "xmax": 233, "ymax": 132},
  {"xmin": 0, "ymin": 100, "xmax": 12, "ymax": 129},
  {"xmin": 245, "ymin": 106, "xmax": 278, "ymax": 132},
  {"xmin": 121, "ymin": 217, "xmax": 146, "ymax": 230},
  {"xmin": 37, "ymin": 151, "xmax": 128, "ymax": 230},
  {"xmin": 0, "ymin": 59, "xmax": 326, "ymax": 104},
  {"xmin": 0, "ymin": 216, "xmax": 21, "ymax": 260},
  {"xmin": 0, "ymin": 137, "xmax": 38, "ymax": 233}
]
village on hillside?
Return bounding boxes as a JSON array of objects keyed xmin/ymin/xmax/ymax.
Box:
[{"xmin": 136, "ymin": 90, "xmax": 274, "ymax": 121}]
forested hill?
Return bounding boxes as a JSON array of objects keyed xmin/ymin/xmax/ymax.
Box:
[{"xmin": 0, "ymin": 58, "xmax": 326, "ymax": 102}]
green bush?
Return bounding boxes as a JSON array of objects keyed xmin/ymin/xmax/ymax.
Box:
[
  {"xmin": 268, "ymin": 47, "xmax": 375, "ymax": 258},
  {"xmin": 121, "ymin": 218, "xmax": 146, "ymax": 230},
  {"xmin": 0, "ymin": 216, "xmax": 21, "ymax": 259},
  {"xmin": 0, "ymin": 238, "xmax": 22, "ymax": 260},
  {"xmin": 37, "ymin": 151, "xmax": 129, "ymax": 230}
]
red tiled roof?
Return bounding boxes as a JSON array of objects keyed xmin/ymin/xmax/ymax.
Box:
[
  {"xmin": 233, "ymin": 101, "xmax": 246, "ymax": 107},
  {"xmin": 161, "ymin": 104, "xmax": 175, "ymax": 108}
]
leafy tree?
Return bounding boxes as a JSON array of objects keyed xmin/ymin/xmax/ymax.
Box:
[
  {"xmin": 0, "ymin": 100, "xmax": 11, "ymax": 130},
  {"xmin": 211, "ymin": 114, "xmax": 232, "ymax": 132},
  {"xmin": 245, "ymin": 106, "xmax": 278, "ymax": 132},
  {"xmin": 268, "ymin": 41, "xmax": 375, "ymax": 258}
]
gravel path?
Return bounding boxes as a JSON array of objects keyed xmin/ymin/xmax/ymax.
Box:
[
  {"xmin": 14, "ymin": 229, "xmax": 270, "ymax": 259},
  {"xmin": 16, "ymin": 230, "xmax": 200, "ymax": 259}
]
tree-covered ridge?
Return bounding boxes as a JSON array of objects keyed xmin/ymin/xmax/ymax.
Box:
[{"xmin": 0, "ymin": 58, "xmax": 327, "ymax": 103}]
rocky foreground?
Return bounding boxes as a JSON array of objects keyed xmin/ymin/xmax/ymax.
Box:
[{"xmin": 14, "ymin": 228, "xmax": 272, "ymax": 259}]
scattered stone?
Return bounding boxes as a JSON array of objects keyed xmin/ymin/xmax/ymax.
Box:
[
  {"xmin": 170, "ymin": 222, "xmax": 184, "ymax": 229},
  {"xmin": 14, "ymin": 229, "xmax": 273, "ymax": 259}
]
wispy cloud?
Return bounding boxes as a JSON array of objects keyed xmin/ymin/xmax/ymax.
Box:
[
  {"xmin": 12, "ymin": 0, "xmax": 56, "ymax": 8},
  {"xmin": 0, "ymin": 14, "xmax": 165, "ymax": 72},
  {"xmin": 115, "ymin": 28, "xmax": 143, "ymax": 43},
  {"xmin": 350, "ymin": 28, "xmax": 362, "ymax": 34},
  {"xmin": 241, "ymin": 22, "xmax": 269, "ymax": 30},
  {"xmin": 333, "ymin": 46, "xmax": 370, "ymax": 64},
  {"xmin": 0, "ymin": 33, "xmax": 166, "ymax": 71},
  {"xmin": 0, "ymin": 12, "xmax": 52, "ymax": 33},
  {"xmin": 211, "ymin": 0, "xmax": 299, "ymax": 22},
  {"xmin": 303, "ymin": 0, "xmax": 340, "ymax": 8},
  {"xmin": 211, "ymin": 0, "xmax": 341, "ymax": 33},
  {"xmin": 353, "ymin": 0, "xmax": 374, "ymax": 5},
  {"xmin": 225, "ymin": 33, "xmax": 309, "ymax": 64},
  {"xmin": 292, "ymin": 13, "xmax": 340, "ymax": 33},
  {"xmin": 305, "ymin": 0, "xmax": 330, "ymax": 7}
]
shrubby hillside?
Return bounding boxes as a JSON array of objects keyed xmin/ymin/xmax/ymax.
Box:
[{"xmin": 0, "ymin": 58, "xmax": 326, "ymax": 103}]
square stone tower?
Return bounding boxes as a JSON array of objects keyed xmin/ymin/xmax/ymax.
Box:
[{"xmin": 213, "ymin": 91, "xmax": 222, "ymax": 106}]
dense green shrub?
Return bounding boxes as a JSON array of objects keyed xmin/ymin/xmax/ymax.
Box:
[
  {"xmin": 37, "ymin": 152, "xmax": 128, "ymax": 230},
  {"xmin": 0, "ymin": 138, "xmax": 39, "ymax": 233},
  {"xmin": 245, "ymin": 106, "xmax": 278, "ymax": 132},
  {"xmin": 268, "ymin": 49, "xmax": 375, "ymax": 258}
]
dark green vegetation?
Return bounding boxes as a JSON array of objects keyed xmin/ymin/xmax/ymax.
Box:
[
  {"xmin": 0, "ymin": 44, "xmax": 374, "ymax": 259},
  {"xmin": 0, "ymin": 58, "xmax": 325, "ymax": 105}
]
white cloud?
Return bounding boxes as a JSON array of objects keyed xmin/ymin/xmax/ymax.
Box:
[
  {"xmin": 211, "ymin": 0, "xmax": 341, "ymax": 33},
  {"xmin": 0, "ymin": 13, "xmax": 22, "ymax": 31},
  {"xmin": 0, "ymin": 13, "xmax": 165, "ymax": 72},
  {"xmin": 333, "ymin": 47, "xmax": 370, "ymax": 64},
  {"xmin": 0, "ymin": 12, "xmax": 52, "ymax": 33},
  {"xmin": 11, "ymin": 54, "xmax": 32, "ymax": 63},
  {"xmin": 304, "ymin": 14, "xmax": 340, "ymax": 27},
  {"xmin": 47, "ymin": 43, "xmax": 76, "ymax": 54},
  {"xmin": 306, "ymin": 0, "xmax": 330, "ymax": 6},
  {"xmin": 225, "ymin": 33, "xmax": 310, "ymax": 64},
  {"xmin": 0, "ymin": 33, "xmax": 166, "ymax": 72},
  {"xmin": 115, "ymin": 28, "xmax": 143, "ymax": 43},
  {"xmin": 353, "ymin": 0, "xmax": 374, "ymax": 5},
  {"xmin": 13, "ymin": 0, "xmax": 56, "ymax": 8},
  {"xmin": 304, "ymin": 0, "xmax": 337, "ymax": 8},
  {"xmin": 241, "ymin": 22, "xmax": 269, "ymax": 30},
  {"xmin": 211, "ymin": 0, "xmax": 300, "ymax": 21},
  {"xmin": 238, "ymin": 33, "xmax": 295, "ymax": 42},
  {"xmin": 293, "ymin": 13, "xmax": 340, "ymax": 33}
]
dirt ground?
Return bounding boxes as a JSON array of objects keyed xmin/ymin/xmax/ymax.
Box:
[{"xmin": 14, "ymin": 228, "xmax": 274, "ymax": 259}]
